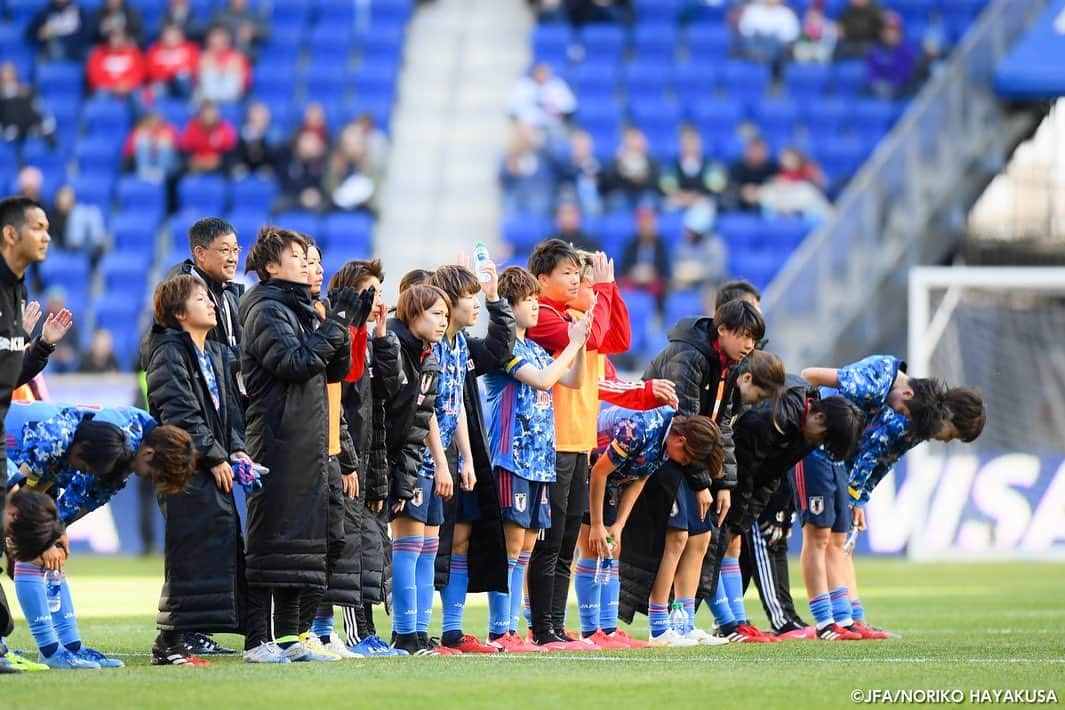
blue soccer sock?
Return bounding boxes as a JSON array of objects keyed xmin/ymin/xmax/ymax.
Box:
[
  {"xmin": 392, "ymin": 536, "xmax": 423, "ymax": 635},
  {"xmin": 13, "ymin": 563, "xmax": 60, "ymax": 657},
  {"xmin": 440, "ymin": 554, "xmax": 469, "ymax": 642},
  {"xmin": 809, "ymin": 592, "xmax": 834, "ymax": 630},
  {"xmin": 678, "ymin": 597, "xmax": 695, "ymax": 634},
  {"xmin": 416, "ymin": 537, "xmax": 439, "ymax": 634},
  {"xmin": 721, "ymin": 557, "xmax": 747, "ymax": 625},
  {"xmin": 574, "ymin": 558, "xmax": 601, "ymax": 637},
  {"xmin": 851, "ymin": 597, "xmax": 865, "ymax": 622},
  {"xmin": 710, "ymin": 576, "xmax": 737, "ymax": 629},
  {"xmin": 311, "ymin": 605, "xmax": 334, "ymax": 642},
  {"xmin": 830, "ymin": 586, "xmax": 853, "ymax": 627},
  {"xmin": 600, "ymin": 565, "xmax": 620, "ymax": 635},
  {"xmin": 55, "ymin": 576, "xmax": 81, "ymax": 652},
  {"xmin": 648, "ymin": 602, "xmax": 670, "ymax": 637},
  {"xmin": 488, "ymin": 558, "xmax": 517, "ymax": 640},
  {"xmin": 511, "ymin": 552, "xmax": 530, "ymax": 634}
]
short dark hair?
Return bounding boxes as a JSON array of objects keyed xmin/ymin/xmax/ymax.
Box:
[
  {"xmin": 73, "ymin": 419, "xmax": 136, "ymax": 484},
  {"xmin": 4, "ymin": 488, "xmax": 65, "ymax": 563},
  {"xmin": 0, "ymin": 196, "xmax": 42, "ymax": 233},
  {"xmin": 945, "ymin": 386, "xmax": 986, "ymax": 443},
  {"xmin": 498, "ymin": 266, "xmax": 540, "ymax": 305},
  {"xmin": 907, "ymin": 378, "xmax": 949, "ymax": 441},
  {"xmin": 811, "ymin": 396, "xmax": 864, "ymax": 461},
  {"xmin": 244, "ymin": 226, "xmax": 309, "ymax": 281},
  {"xmin": 144, "ymin": 424, "xmax": 197, "ymax": 495},
  {"xmin": 430, "ymin": 265, "xmax": 480, "ymax": 306},
  {"xmin": 396, "ymin": 284, "xmax": 449, "ymax": 325},
  {"xmin": 329, "ymin": 258, "xmax": 385, "ymax": 291},
  {"xmin": 153, "ymin": 274, "xmax": 205, "ymax": 330},
  {"xmin": 528, "ymin": 238, "xmax": 580, "ymax": 277},
  {"xmin": 714, "ymin": 279, "xmax": 761, "ymax": 310},
  {"xmin": 399, "ymin": 269, "xmax": 434, "ymax": 292},
  {"xmin": 670, "ymin": 415, "xmax": 724, "ymax": 479},
  {"xmin": 714, "ymin": 299, "xmax": 765, "ymax": 342},
  {"xmin": 188, "ymin": 217, "xmax": 236, "ymax": 252}
]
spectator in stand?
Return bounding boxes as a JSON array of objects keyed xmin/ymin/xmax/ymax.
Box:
[
  {"xmin": 352, "ymin": 113, "xmax": 390, "ymax": 176},
  {"xmin": 672, "ymin": 201, "xmax": 726, "ymax": 293},
  {"xmin": 162, "ymin": 0, "xmax": 207, "ymax": 43},
  {"xmin": 294, "ymin": 103, "xmax": 329, "ymax": 145},
  {"xmin": 198, "ymin": 25, "xmax": 249, "ymax": 103},
  {"xmin": 16, "ymin": 166, "xmax": 46, "ymax": 205},
  {"xmin": 507, "ymin": 63, "xmax": 577, "ymax": 138},
  {"xmin": 913, "ymin": 16, "xmax": 948, "ymax": 84},
  {"xmin": 87, "ymin": 28, "xmax": 146, "ymax": 97},
  {"xmin": 182, "ymin": 100, "xmax": 237, "ymax": 174},
  {"xmin": 78, "ymin": 328, "xmax": 121, "ymax": 373},
  {"xmin": 27, "ymin": 0, "xmax": 87, "ymax": 61},
  {"xmin": 234, "ymin": 101, "xmax": 283, "ymax": 177},
  {"xmin": 50, "ymin": 185, "xmax": 109, "ymax": 258},
  {"xmin": 619, "ymin": 206, "xmax": 671, "ymax": 313},
  {"xmin": 866, "ymin": 11, "xmax": 916, "ymax": 98},
  {"xmin": 0, "ymin": 62, "xmax": 57, "ymax": 146},
  {"xmin": 92, "ymin": 0, "xmax": 144, "ymax": 45},
  {"xmin": 758, "ymin": 147, "xmax": 831, "ymax": 218},
  {"xmin": 500, "ymin": 121, "xmax": 557, "ymax": 217},
  {"xmin": 556, "ymin": 128, "xmax": 602, "ymax": 216},
  {"xmin": 793, "ymin": 0, "xmax": 838, "ymax": 63},
  {"xmin": 124, "ymin": 112, "xmax": 182, "ymax": 183},
  {"xmin": 551, "ymin": 201, "xmax": 600, "ymax": 252},
  {"xmin": 738, "ymin": 0, "xmax": 801, "ymax": 65},
  {"xmin": 529, "ymin": 0, "xmax": 569, "ymax": 23},
  {"xmin": 565, "ymin": 0, "xmax": 633, "ymax": 26},
  {"xmin": 660, "ymin": 126, "xmax": 726, "ymax": 210},
  {"xmin": 210, "ymin": 0, "xmax": 269, "ymax": 57},
  {"xmin": 601, "ymin": 126, "xmax": 661, "ymax": 211},
  {"xmin": 728, "ymin": 137, "xmax": 778, "ymax": 211},
  {"xmin": 835, "ymin": 0, "xmax": 883, "ymax": 58},
  {"xmin": 324, "ymin": 122, "xmax": 377, "ymax": 213},
  {"xmin": 40, "ymin": 287, "xmax": 82, "ymax": 372},
  {"xmin": 146, "ymin": 23, "xmax": 200, "ymax": 99},
  {"xmin": 278, "ymin": 131, "xmax": 328, "ymax": 212}
]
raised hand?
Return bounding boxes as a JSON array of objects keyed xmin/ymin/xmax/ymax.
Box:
[
  {"xmin": 41, "ymin": 308, "xmax": 74, "ymax": 345},
  {"xmin": 22, "ymin": 301, "xmax": 42, "ymax": 335}
]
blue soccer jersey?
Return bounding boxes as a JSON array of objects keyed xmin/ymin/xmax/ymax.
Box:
[
  {"xmin": 594, "ymin": 406, "xmax": 675, "ymax": 486},
  {"xmin": 847, "ymin": 406, "xmax": 918, "ymax": 505},
  {"xmin": 5, "ymin": 401, "xmax": 157, "ymax": 522},
  {"xmin": 484, "ymin": 336, "xmax": 556, "ymax": 483},
  {"xmin": 419, "ymin": 331, "xmax": 469, "ymax": 479},
  {"xmin": 836, "ymin": 355, "xmax": 905, "ymax": 418}
]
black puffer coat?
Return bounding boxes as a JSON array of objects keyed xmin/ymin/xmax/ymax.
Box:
[
  {"xmin": 435, "ymin": 298, "xmax": 514, "ymax": 593},
  {"xmin": 142, "ymin": 326, "xmax": 246, "ymax": 632},
  {"xmin": 385, "ymin": 319, "xmax": 438, "ymax": 504},
  {"xmin": 238, "ymin": 279, "xmax": 350, "ymax": 590}
]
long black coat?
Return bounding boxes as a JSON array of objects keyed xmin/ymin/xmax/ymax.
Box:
[
  {"xmin": 238, "ymin": 279, "xmax": 350, "ymax": 590},
  {"xmin": 326, "ymin": 328, "xmax": 402, "ymax": 607},
  {"xmin": 385, "ymin": 319, "xmax": 439, "ymax": 504},
  {"xmin": 142, "ymin": 326, "xmax": 246, "ymax": 632},
  {"xmin": 435, "ymin": 298, "xmax": 514, "ymax": 593}
]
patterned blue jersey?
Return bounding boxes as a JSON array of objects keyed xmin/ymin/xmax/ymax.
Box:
[
  {"xmin": 836, "ymin": 355, "xmax": 904, "ymax": 418},
  {"xmin": 484, "ymin": 336, "xmax": 556, "ymax": 482},
  {"xmin": 594, "ymin": 406, "xmax": 675, "ymax": 486},
  {"xmin": 5, "ymin": 401, "xmax": 157, "ymax": 523},
  {"xmin": 847, "ymin": 406, "xmax": 917, "ymax": 505},
  {"xmin": 419, "ymin": 331, "xmax": 469, "ymax": 479}
]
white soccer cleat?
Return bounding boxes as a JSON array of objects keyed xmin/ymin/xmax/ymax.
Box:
[
  {"xmin": 242, "ymin": 642, "xmax": 290, "ymax": 664},
  {"xmin": 647, "ymin": 629, "xmax": 699, "ymax": 648},
  {"xmin": 324, "ymin": 633, "xmax": 363, "ymax": 658},
  {"xmin": 683, "ymin": 627, "xmax": 730, "ymax": 646}
]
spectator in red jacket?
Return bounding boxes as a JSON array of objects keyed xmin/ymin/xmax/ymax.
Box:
[
  {"xmin": 124, "ymin": 112, "xmax": 182, "ymax": 183},
  {"xmin": 181, "ymin": 100, "xmax": 237, "ymax": 173},
  {"xmin": 87, "ymin": 28, "xmax": 146, "ymax": 96},
  {"xmin": 198, "ymin": 25, "xmax": 249, "ymax": 102},
  {"xmin": 146, "ymin": 23, "xmax": 199, "ymax": 99}
]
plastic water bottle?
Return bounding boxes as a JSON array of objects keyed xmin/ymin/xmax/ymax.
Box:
[
  {"xmin": 669, "ymin": 601, "xmax": 688, "ymax": 634},
  {"xmin": 593, "ymin": 536, "xmax": 615, "ymax": 585},
  {"xmin": 473, "ymin": 241, "xmax": 492, "ymax": 283},
  {"xmin": 843, "ymin": 522, "xmax": 860, "ymax": 553},
  {"xmin": 45, "ymin": 570, "xmax": 62, "ymax": 613}
]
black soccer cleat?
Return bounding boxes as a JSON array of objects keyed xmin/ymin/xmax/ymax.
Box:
[{"xmin": 184, "ymin": 633, "xmax": 236, "ymax": 655}]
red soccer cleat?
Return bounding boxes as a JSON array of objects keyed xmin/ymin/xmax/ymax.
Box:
[
  {"xmin": 586, "ymin": 630, "xmax": 631, "ymax": 650},
  {"xmin": 776, "ymin": 625, "xmax": 816, "ymax": 640},
  {"xmin": 737, "ymin": 624, "xmax": 781, "ymax": 643},
  {"xmin": 849, "ymin": 622, "xmax": 889, "ymax": 640},
  {"xmin": 446, "ymin": 634, "xmax": 501, "ymax": 654},
  {"xmin": 816, "ymin": 623, "xmax": 863, "ymax": 641},
  {"xmin": 608, "ymin": 629, "xmax": 649, "ymax": 649},
  {"xmin": 488, "ymin": 633, "xmax": 544, "ymax": 653}
]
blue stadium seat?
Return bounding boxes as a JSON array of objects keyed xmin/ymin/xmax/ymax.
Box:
[
  {"xmin": 101, "ymin": 253, "xmax": 153, "ymax": 294},
  {"xmin": 532, "ymin": 24, "xmax": 573, "ymax": 64},
  {"xmin": 624, "ymin": 60, "xmax": 674, "ymax": 97},
  {"xmin": 35, "ymin": 62, "xmax": 83, "ymax": 98},
  {"xmin": 309, "ymin": 22, "xmax": 355, "ymax": 53},
  {"xmin": 502, "ymin": 215, "xmax": 551, "ymax": 252},
  {"xmin": 82, "ymin": 97, "xmax": 131, "ymax": 136},
  {"xmin": 800, "ymin": 97, "xmax": 849, "ymax": 133},
  {"xmin": 273, "ymin": 211, "xmax": 323, "ymax": 238},
  {"xmin": 0, "ymin": 143, "xmax": 17, "ymax": 176},
  {"xmin": 152, "ymin": 97, "xmax": 192, "ymax": 128},
  {"xmin": 178, "ymin": 173, "xmax": 230, "ymax": 214},
  {"xmin": 664, "ymin": 289, "xmax": 705, "ymax": 326},
  {"xmin": 619, "ymin": 288, "xmax": 654, "ymax": 354},
  {"xmin": 632, "ymin": 22, "xmax": 677, "ymax": 63},
  {"xmin": 318, "ymin": 0, "xmax": 356, "ymax": 26},
  {"xmin": 231, "ymin": 175, "xmax": 278, "ymax": 216},
  {"xmin": 350, "ymin": 60, "xmax": 400, "ymax": 96},
  {"xmin": 109, "ymin": 212, "xmax": 161, "ymax": 251},
  {"xmin": 761, "ymin": 217, "xmax": 809, "ymax": 251},
  {"xmin": 721, "ymin": 61, "xmax": 771, "ymax": 104},
  {"xmin": 634, "ymin": 0, "xmax": 685, "ymax": 23},
  {"xmin": 686, "ymin": 24, "xmax": 732, "ymax": 59},
  {"xmin": 849, "ymin": 97, "xmax": 900, "ymax": 133},
  {"xmin": 116, "ymin": 177, "xmax": 166, "ymax": 217},
  {"xmin": 783, "ymin": 63, "xmax": 831, "ymax": 97},
  {"xmin": 578, "ymin": 24, "xmax": 627, "ymax": 62},
  {"xmin": 656, "ymin": 211, "xmax": 686, "ymax": 248},
  {"xmin": 753, "ymin": 97, "xmax": 799, "ymax": 134},
  {"xmin": 322, "ymin": 212, "xmax": 374, "ymax": 253},
  {"xmin": 71, "ymin": 172, "xmax": 114, "ymax": 212},
  {"xmin": 690, "ymin": 97, "xmax": 742, "ymax": 135},
  {"xmin": 39, "ymin": 253, "xmax": 91, "ymax": 296},
  {"xmin": 831, "ymin": 60, "xmax": 868, "ymax": 96},
  {"xmin": 369, "ymin": 0, "xmax": 414, "ymax": 25},
  {"xmin": 76, "ymin": 134, "xmax": 123, "ymax": 169},
  {"xmin": 94, "ymin": 293, "xmax": 145, "ymax": 330},
  {"xmin": 674, "ymin": 60, "xmax": 718, "ymax": 106},
  {"xmin": 270, "ymin": 0, "xmax": 312, "ymax": 26},
  {"xmin": 716, "ymin": 212, "xmax": 765, "ymax": 251},
  {"xmin": 599, "ymin": 211, "xmax": 635, "ymax": 256},
  {"xmin": 629, "ymin": 97, "xmax": 682, "ymax": 127},
  {"xmin": 225, "ymin": 209, "xmax": 269, "ymax": 248},
  {"xmin": 169, "ymin": 209, "xmax": 202, "ymax": 254}
]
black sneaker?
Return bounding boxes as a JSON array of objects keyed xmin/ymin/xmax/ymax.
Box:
[
  {"xmin": 183, "ymin": 633, "xmax": 236, "ymax": 655},
  {"xmin": 151, "ymin": 641, "xmax": 210, "ymax": 666},
  {"xmin": 394, "ymin": 632, "xmax": 436, "ymax": 656}
]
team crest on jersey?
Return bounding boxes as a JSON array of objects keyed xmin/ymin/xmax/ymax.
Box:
[
  {"xmin": 417, "ymin": 372, "xmax": 433, "ymax": 406},
  {"xmin": 809, "ymin": 496, "xmax": 824, "ymax": 515},
  {"xmin": 514, "ymin": 492, "xmax": 527, "ymax": 512},
  {"xmin": 412, "ymin": 488, "xmax": 423, "ymax": 507}
]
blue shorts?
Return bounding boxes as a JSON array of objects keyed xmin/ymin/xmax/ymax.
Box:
[
  {"xmin": 495, "ymin": 468, "xmax": 551, "ymax": 530},
  {"xmin": 667, "ymin": 477, "xmax": 714, "ymax": 535},
  {"xmin": 581, "ymin": 481, "xmax": 620, "ymax": 527},
  {"xmin": 454, "ymin": 488, "xmax": 481, "ymax": 523},
  {"xmin": 790, "ymin": 449, "xmax": 850, "ymax": 533},
  {"xmin": 390, "ymin": 476, "xmax": 445, "ymax": 526}
]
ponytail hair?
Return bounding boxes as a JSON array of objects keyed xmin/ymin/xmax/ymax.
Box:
[
  {"xmin": 72, "ymin": 419, "xmax": 136, "ymax": 485},
  {"xmin": 670, "ymin": 415, "xmax": 725, "ymax": 480},
  {"xmin": 731, "ymin": 350, "xmax": 787, "ymax": 426}
]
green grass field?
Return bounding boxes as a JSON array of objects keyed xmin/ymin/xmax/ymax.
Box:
[{"xmin": 1, "ymin": 556, "xmax": 1062, "ymax": 709}]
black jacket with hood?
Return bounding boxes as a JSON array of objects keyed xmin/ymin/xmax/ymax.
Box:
[{"xmin": 385, "ymin": 318, "xmax": 439, "ymax": 505}]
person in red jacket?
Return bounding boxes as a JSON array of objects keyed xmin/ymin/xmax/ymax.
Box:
[
  {"xmin": 86, "ymin": 28, "xmax": 145, "ymax": 96},
  {"xmin": 146, "ymin": 23, "xmax": 199, "ymax": 99},
  {"xmin": 181, "ymin": 100, "xmax": 237, "ymax": 174}
]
